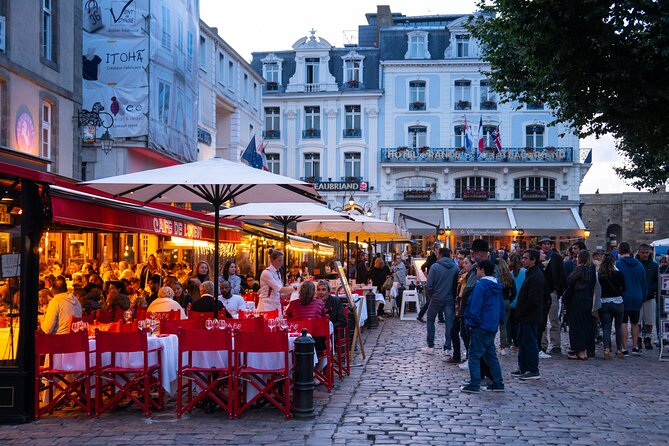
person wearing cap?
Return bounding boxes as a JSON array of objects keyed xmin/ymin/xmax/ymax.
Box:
[{"xmin": 538, "ymin": 236, "xmax": 566, "ymax": 356}]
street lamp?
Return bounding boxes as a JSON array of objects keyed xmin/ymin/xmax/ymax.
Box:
[
  {"xmin": 584, "ymin": 229, "xmax": 591, "ymax": 238},
  {"xmin": 78, "ymin": 101, "xmax": 115, "ymax": 154}
]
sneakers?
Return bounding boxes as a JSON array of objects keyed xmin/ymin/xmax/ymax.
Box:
[
  {"xmin": 644, "ymin": 337, "xmax": 653, "ymax": 350},
  {"xmin": 510, "ymin": 369, "xmax": 524, "ymax": 378},
  {"xmin": 420, "ymin": 346, "xmax": 434, "ymax": 354},
  {"xmin": 548, "ymin": 347, "xmax": 562, "ymax": 355},
  {"xmin": 500, "ymin": 348, "xmax": 508, "ymax": 356},
  {"xmin": 622, "ymin": 349, "xmax": 630, "ymax": 357},
  {"xmin": 637, "ymin": 337, "xmax": 643, "ymax": 350},
  {"xmin": 458, "ymin": 361, "xmax": 469, "ymax": 370},
  {"xmin": 631, "ymin": 347, "xmax": 642, "ymax": 355},
  {"xmin": 460, "ymin": 384, "xmax": 480, "ymax": 393},
  {"xmin": 519, "ymin": 371, "xmax": 541, "ymax": 380},
  {"xmin": 538, "ymin": 351, "xmax": 552, "ymax": 359},
  {"xmin": 485, "ymin": 384, "xmax": 505, "ymax": 392},
  {"xmin": 416, "ymin": 316, "xmax": 425, "ymax": 323}
]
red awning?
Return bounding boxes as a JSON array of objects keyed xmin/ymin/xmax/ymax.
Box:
[{"xmin": 50, "ymin": 193, "xmax": 241, "ymax": 243}]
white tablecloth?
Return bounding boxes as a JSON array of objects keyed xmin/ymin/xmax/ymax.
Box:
[{"xmin": 0, "ymin": 325, "xmax": 19, "ymax": 361}]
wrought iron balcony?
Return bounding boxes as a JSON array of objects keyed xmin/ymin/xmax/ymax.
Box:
[
  {"xmin": 300, "ymin": 176, "xmax": 321, "ymax": 183},
  {"xmin": 343, "ymin": 128, "xmax": 361, "ymax": 138},
  {"xmin": 302, "ymin": 129, "xmax": 321, "ymax": 139},
  {"xmin": 380, "ymin": 146, "xmax": 574, "ymax": 163},
  {"xmin": 263, "ymin": 129, "xmax": 281, "ymax": 139}
]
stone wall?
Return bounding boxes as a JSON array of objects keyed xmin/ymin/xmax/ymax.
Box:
[{"xmin": 581, "ymin": 192, "xmax": 669, "ymax": 251}]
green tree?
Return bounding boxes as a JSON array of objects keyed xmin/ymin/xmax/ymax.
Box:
[{"xmin": 469, "ymin": 0, "xmax": 669, "ymax": 190}]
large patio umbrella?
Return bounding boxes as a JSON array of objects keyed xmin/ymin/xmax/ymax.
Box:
[
  {"xmin": 79, "ymin": 157, "xmax": 323, "ymax": 317},
  {"xmin": 217, "ymin": 202, "xmax": 349, "ymax": 284},
  {"xmin": 297, "ymin": 214, "xmax": 411, "ymax": 267}
]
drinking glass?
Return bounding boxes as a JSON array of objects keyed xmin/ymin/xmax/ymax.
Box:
[
  {"xmin": 212, "ymin": 318, "xmax": 220, "ymax": 330},
  {"xmin": 72, "ymin": 321, "xmax": 80, "ymax": 332},
  {"xmin": 205, "ymin": 319, "xmax": 213, "ymax": 330},
  {"xmin": 219, "ymin": 319, "xmax": 227, "ymax": 330},
  {"xmin": 279, "ymin": 319, "xmax": 288, "ymax": 331},
  {"xmin": 123, "ymin": 310, "xmax": 133, "ymax": 324},
  {"xmin": 138, "ymin": 320, "xmax": 145, "ymax": 331},
  {"xmin": 268, "ymin": 318, "xmax": 276, "ymax": 332}
]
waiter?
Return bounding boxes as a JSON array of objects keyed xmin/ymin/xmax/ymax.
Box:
[{"xmin": 257, "ymin": 249, "xmax": 296, "ymax": 312}]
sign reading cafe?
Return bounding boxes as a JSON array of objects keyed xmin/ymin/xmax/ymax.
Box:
[{"xmin": 152, "ymin": 217, "xmax": 203, "ymax": 239}]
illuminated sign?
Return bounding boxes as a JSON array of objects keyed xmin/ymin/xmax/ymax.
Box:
[{"xmin": 152, "ymin": 217, "xmax": 203, "ymax": 239}]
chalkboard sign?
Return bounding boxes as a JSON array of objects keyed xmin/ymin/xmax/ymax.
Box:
[{"xmin": 0, "ymin": 254, "xmax": 20, "ymax": 278}]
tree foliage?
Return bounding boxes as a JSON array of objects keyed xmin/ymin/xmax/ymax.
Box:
[{"xmin": 469, "ymin": 0, "xmax": 669, "ymax": 190}]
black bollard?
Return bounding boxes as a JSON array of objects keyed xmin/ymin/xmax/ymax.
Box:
[
  {"xmin": 293, "ymin": 328, "xmax": 315, "ymax": 419},
  {"xmin": 366, "ymin": 290, "xmax": 378, "ymax": 329}
]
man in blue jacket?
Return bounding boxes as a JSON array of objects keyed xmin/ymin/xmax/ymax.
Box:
[
  {"xmin": 462, "ymin": 260, "xmax": 506, "ymax": 393},
  {"xmin": 615, "ymin": 241, "xmax": 647, "ymax": 355}
]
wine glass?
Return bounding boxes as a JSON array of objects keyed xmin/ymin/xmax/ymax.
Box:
[
  {"xmin": 123, "ymin": 310, "xmax": 133, "ymax": 324},
  {"xmin": 219, "ymin": 319, "xmax": 227, "ymax": 330},
  {"xmin": 279, "ymin": 318, "xmax": 288, "ymax": 331},
  {"xmin": 205, "ymin": 319, "xmax": 213, "ymax": 330},
  {"xmin": 212, "ymin": 318, "xmax": 220, "ymax": 330},
  {"xmin": 138, "ymin": 319, "xmax": 145, "ymax": 331},
  {"xmin": 72, "ymin": 321, "xmax": 80, "ymax": 332},
  {"xmin": 267, "ymin": 318, "xmax": 276, "ymax": 332}
]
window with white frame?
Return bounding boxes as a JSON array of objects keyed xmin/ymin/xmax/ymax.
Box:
[
  {"xmin": 266, "ymin": 153, "xmax": 280, "ymax": 175},
  {"xmin": 243, "ymin": 73, "xmax": 249, "ymax": 100},
  {"xmin": 218, "ymin": 53, "xmax": 224, "ymax": 84},
  {"xmin": 41, "ymin": 101, "xmax": 52, "ymax": 159},
  {"xmin": 480, "ymin": 81, "xmax": 497, "ymax": 110},
  {"xmin": 344, "ymin": 59, "xmax": 361, "ymax": 84},
  {"xmin": 264, "ymin": 63, "xmax": 279, "ymax": 89},
  {"xmin": 264, "ymin": 107, "xmax": 280, "ymax": 135},
  {"xmin": 344, "ymin": 105, "xmax": 361, "ymax": 133},
  {"xmin": 455, "ymin": 176, "xmax": 496, "ymax": 198},
  {"xmin": 344, "ymin": 153, "xmax": 361, "ymax": 179},
  {"xmin": 454, "ymin": 80, "xmax": 471, "ymax": 109},
  {"xmin": 455, "ymin": 34, "xmax": 470, "ymax": 57},
  {"xmin": 253, "ymin": 83, "xmax": 258, "ymax": 107},
  {"xmin": 186, "ymin": 32, "xmax": 194, "ymax": 71},
  {"xmin": 525, "ymin": 125, "xmax": 545, "ymax": 148},
  {"xmin": 409, "ymin": 81, "xmax": 426, "ymax": 110},
  {"xmin": 396, "ymin": 177, "xmax": 435, "ymax": 193},
  {"xmin": 482, "ymin": 125, "xmax": 497, "ymax": 148},
  {"xmin": 42, "ymin": 0, "xmax": 54, "ymax": 62},
  {"xmin": 158, "ymin": 81, "xmax": 171, "ymax": 125},
  {"xmin": 304, "ymin": 153, "xmax": 320, "ymax": 179},
  {"xmin": 304, "ymin": 106, "xmax": 320, "ymax": 130},
  {"xmin": 305, "ymin": 58, "xmax": 319, "ymax": 84},
  {"xmin": 514, "ymin": 177, "xmax": 556, "ymax": 199},
  {"xmin": 454, "ymin": 125, "xmax": 465, "ymax": 147},
  {"xmin": 0, "ymin": 14, "xmax": 6, "ymax": 53},
  {"xmin": 408, "ymin": 125, "xmax": 427, "ymax": 148},
  {"xmin": 406, "ymin": 31, "xmax": 429, "ymax": 59},
  {"xmin": 199, "ymin": 35, "xmax": 206, "ymax": 69},
  {"xmin": 161, "ymin": 6, "xmax": 171, "ymax": 50}
]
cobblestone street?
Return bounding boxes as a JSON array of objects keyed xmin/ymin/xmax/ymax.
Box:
[{"xmin": 2, "ymin": 318, "xmax": 668, "ymax": 445}]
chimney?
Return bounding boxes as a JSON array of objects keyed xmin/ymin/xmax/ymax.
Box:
[{"xmin": 375, "ymin": 5, "xmax": 393, "ymax": 48}]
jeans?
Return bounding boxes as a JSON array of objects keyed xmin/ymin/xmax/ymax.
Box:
[
  {"xmin": 426, "ymin": 299, "xmax": 454, "ymax": 350},
  {"xmin": 451, "ymin": 317, "xmax": 468, "ymax": 361},
  {"xmin": 541, "ymin": 291, "xmax": 561, "ymax": 351},
  {"xmin": 507, "ymin": 309, "xmax": 519, "ymax": 347},
  {"xmin": 418, "ymin": 296, "xmax": 444, "ymax": 321},
  {"xmin": 517, "ymin": 324, "xmax": 539, "ymax": 374},
  {"xmin": 599, "ymin": 302, "xmax": 624, "ymax": 351},
  {"xmin": 467, "ymin": 327, "xmax": 504, "ymax": 390},
  {"xmin": 499, "ymin": 300, "xmax": 511, "ymax": 348}
]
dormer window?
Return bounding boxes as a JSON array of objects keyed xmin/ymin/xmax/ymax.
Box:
[
  {"xmin": 341, "ymin": 50, "xmax": 365, "ymax": 89},
  {"xmin": 456, "ymin": 34, "xmax": 470, "ymax": 57},
  {"xmin": 261, "ymin": 53, "xmax": 284, "ymax": 92},
  {"xmin": 405, "ymin": 31, "xmax": 430, "ymax": 59}
]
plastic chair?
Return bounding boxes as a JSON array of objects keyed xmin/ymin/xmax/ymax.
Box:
[
  {"xmin": 161, "ymin": 318, "xmax": 204, "ymax": 335},
  {"xmin": 177, "ymin": 328, "xmax": 233, "ymax": 418},
  {"xmin": 288, "ymin": 317, "xmax": 334, "ymax": 391},
  {"xmin": 334, "ymin": 307, "xmax": 351, "ymax": 379},
  {"xmin": 147, "ymin": 309, "xmax": 181, "ymax": 321},
  {"xmin": 95, "ymin": 330, "xmax": 164, "ymax": 417},
  {"xmin": 34, "ymin": 331, "xmax": 93, "ymax": 419},
  {"xmin": 233, "ymin": 330, "xmax": 291, "ymax": 419},
  {"xmin": 399, "ymin": 289, "xmax": 420, "ymax": 320}
]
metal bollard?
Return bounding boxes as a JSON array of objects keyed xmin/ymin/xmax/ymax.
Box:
[
  {"xmin": 293, "ymin": 328, "xmax": 315, "ymax": 419},
  {"xmin": 366, "ymin": 290, "xmax": 378, "ymax": 329}
]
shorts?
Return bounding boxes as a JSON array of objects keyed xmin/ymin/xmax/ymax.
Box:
[
  {"xmin": 623, "ymin": 310, "xmax": 640, "ymax": 325},
  {"xmin": 639, "ymin": 299, "xmax": 657, "ymax": 326}
]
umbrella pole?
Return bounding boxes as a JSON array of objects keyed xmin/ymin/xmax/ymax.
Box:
[
  {"xmin": 213, "ymin": 206, "xmax": 220, "ymax": 320},
  {"xmin": 346, "ymin": 232, "xmax": 350, "ymax": 278},
  {"xmin": 283, "ymin": 223, "xmax": 288, "ymax": 285}
]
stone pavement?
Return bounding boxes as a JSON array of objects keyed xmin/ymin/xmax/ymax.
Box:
[{"xmin": 2, "ymin": 318, "xmax": 668, "ymax": 445}]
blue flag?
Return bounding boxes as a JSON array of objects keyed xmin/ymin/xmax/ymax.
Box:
[{"xmin": 241, "ymin": 136, "xmax": 263, "ymax": 169}]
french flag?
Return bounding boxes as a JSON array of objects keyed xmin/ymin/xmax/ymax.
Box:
[
  {"xmin": 491, "ymin": 126, "xmax": 502, "ymax": 152},
  {"xmin": 464, "ymin": 116, "xmax": 474, "ymax": 151},
  {"xmin": 477, "ymin": 115, "xmax": 484, "ymax": 152}
]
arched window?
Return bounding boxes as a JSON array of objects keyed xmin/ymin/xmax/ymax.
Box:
[
  {"xmin": 514, "ymin": 177, "xmax": 556, "ymax": 199},
  {"xmin": 455, "ymin": 176, "xmax": 496, "ymax": 199},
  {"xmin": 525, "ymin": 125, "xmax": 545, "ymax": 148}
]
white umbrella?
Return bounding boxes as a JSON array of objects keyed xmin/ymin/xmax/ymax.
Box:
[
  {"xmin": 80, "ymin": 157, "xmax": 323, "ymax": 316},
  {"xmin": 217, "ymin": 202, "xmax": 349, "ymax": 283}
]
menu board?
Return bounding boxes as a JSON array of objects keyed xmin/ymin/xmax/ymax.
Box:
[
  {"xmin": 334, "ymin": 261, "xmax": 355, "ymax": 309},
  {"xmin": 0, "ymin": 254, "xmax": 20, "ymax": 278}
]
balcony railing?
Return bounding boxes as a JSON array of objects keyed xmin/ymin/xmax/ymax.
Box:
[
  {"xmin": 302, "ymin": 129, "xmax": 321, "ymax": 139},
  {"xmin": 395, "ymin": 188, "xmax": 439, "ymax": 201},
  {"xmin": 380, "ymin": 147, "xmax": 574, "ymax": 163},
  {"xmin": 343, "ymin": 128, "xmax": 361, "ymax": 138},
  {"xmin": 263, "ymin": 129, "xmax": 281, "ymax": 139},
  {"xmin": 300, "ymin": 176, "xmax": 322, "ymax": 183},
  {"xmin": 305, "ymin": 83, "xmax": 321, "ymax": 92},
  {"xmin": 340, "ymin": 176, "xmax": 363, "ymax": 182}
]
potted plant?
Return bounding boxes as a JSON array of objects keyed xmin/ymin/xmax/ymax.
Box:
[
  {"xmin": 521, "ymin": 189, "xmax": 548, "ymax": 200},
  {"xmin": 410, "ymin": 101, "xmax": 425, "ymax": 110},
  {"xmin": 481, "ymin": 100, "xmax": 496, "ymax": 109},
  {"xmin": 305, "ymin": 128, "xmax": 318, "ymax": 137},
  {"xmin": 304, "ymin": 176, "xmax": 317, "ymax": 183},
  {"xmin": 346, "ymin": 128, "xmax": 359, "ymax": 136},
  {"xmin": 346, "ymin": 79, "xmax": 359, "ymax": 88},
  {"xmin": 403, "ymin": 189, "xmax": 431, "ymax": 200},
  {"xmin": 457, "ymin": 100, "xmax": 471, "ymax": 109},
  {"xmin": 462, "ymin": 187, "xmax": 490, "ymax": 200},
  {"xmin": 419, "ymin": 146, "xmax": 430, "ymax": 154},
  {"xmin": 266, "ymin": 81, "xmax": 278, "ymax": 90},
  {"xmin": 524, "ymin": 146, "xmax": 534, "ymax": 152}
]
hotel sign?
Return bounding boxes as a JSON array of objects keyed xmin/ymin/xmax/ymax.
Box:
[
  {"xmin": 381, "ymin": 147, "xmax": 572, "ymax": 163},
  {"xmin": 315, "ymin": 181, "xmax": 368, "ymax": 192}
]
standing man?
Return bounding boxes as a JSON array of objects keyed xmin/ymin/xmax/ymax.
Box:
[
  {"xmin": 257, "ymin": 250, "xmax": 295, "ymax": 312},
  {"xmin": 512, "ymin": 249, "xmax": 544, "ymax": 380},
  {"xmin": 636, "ymin": 243, "xmax": 658, "ymax": 350},
  {"xmin": 421, "ymin": 247, "xmax": 459, "ymax": 355},
  {"xmin": 538, "ymin": 236, "xmax": 566, "ymax": 355},
  {"xmin": 461, "ymin": 260, "xmax": 505, "ymax": 393},
  {"xmin": 615, "ymin": 242, "xmax": 647, "ymax": 355},
  {"xmin": 417, "ymin": 242, "xmax": 445, "ymax": 323},
  {"xmin": 40, "ymin": 276, "xmax": 82, "ymax": 335}
]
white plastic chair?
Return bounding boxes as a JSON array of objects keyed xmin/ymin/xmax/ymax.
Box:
[{"xmin": 399, "ymin": 289, "xmax": 420, "ymax": 321}]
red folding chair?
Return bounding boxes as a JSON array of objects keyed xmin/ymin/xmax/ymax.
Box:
[
  {"xmin": 233, "ymin": 330, "xmax": 291, "ymax": 419},
  {"xmin": 177, "ymin": 328, "xmax": 233, "ymax": 418},
  {"xmin": 334, "ymin": 307, "xmax": 350, "ymax": 379},
  {"xmin": 288, "ymin": 317, "xmax": 334, "ymax": 391},
  {"xmin": 147, "ymin": 309, "xmax": 181, "ymax": 321},
  {"xmin": 135, "ymin": 306, "xmax": 147, "ymax": 320},
  {"xmin": 188, "ymin": 310, "xmax": 216, "ymax": 321},
  {"xmin": 232, "ymin": 317, "xmax": 264, "ymax": 332},
  {"xmin": 161, "ymin": 318, "xmax": 204, "ymax": 335},
  {"xmin": 34, "ymin": 331, "xmax": 93, "ymax": 419},
  {"xmin": 95, "ymin": 309, "xmax": 114, "ymax": 323},
  {"xmin": 95, "ymin": 330, "xmax": 164, "ymax": 417}
]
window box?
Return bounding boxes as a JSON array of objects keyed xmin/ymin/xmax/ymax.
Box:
[
  {"xmin": 343, "ymin": 128, "xmax": 362, "ymax": 138},
  {"xmin": 346, "ymin": 79, "xmax": 360, "ymax": 88},
  {"xmin": 521, "ymin": 189, "xmax": 548, "ymax": 201},
  {"xmin": 266, "ymin": 81, "xmax": 278, "ymax": 91},
  {"xmin": 455, "ymin": 100, "xmax": 471, "ymax": 110},
  {"xmin": 462, "ymin": 188, "xmax": 490, "ymax": 200},
  {"xmin": 302, "ymin": 128, "xmax": 321, "ymax": 139},
  {"xmin": 481, "ymin": 100, "xmax": 497, "ymax": 110},
  {"xmin": 263, "ymin": 129, "xmax": 281, "ymax": 139},
  {"xmin": 301, "ymin": 176, "xmax": 320, "ymax": 183},
  {"xmin": 403, "ymin": 189, "xmax": 431, "ymax": 201},
  {"xmin": 409, "ymin": 101, "xmax": 426, "ymax": 111}
]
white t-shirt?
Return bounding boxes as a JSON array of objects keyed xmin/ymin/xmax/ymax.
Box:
[{"xmin": 218, "ymin": 293, "xmax": 246, "ymax": 316}]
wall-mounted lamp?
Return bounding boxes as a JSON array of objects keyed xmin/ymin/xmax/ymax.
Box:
[
  {"xmin": 584, "ymin": 229, "xmax": 591, "ymax": 238},
  {"xmin": 78, "ymin": 102, "xmax": 115, "ymax": 154},
  {"xmin": 512, "ymin": 229, "xmax": 525, "ymax": 237}
]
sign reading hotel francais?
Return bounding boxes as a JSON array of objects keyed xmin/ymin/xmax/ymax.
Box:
[
  {"xmin": 152, "ymin": 217, "xmax": 203, "ymax": 239},
  {"xmin": 382, "ymin": 147, "xmax": 571, "ymax": 163}
]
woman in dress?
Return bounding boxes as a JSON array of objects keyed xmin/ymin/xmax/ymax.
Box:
[
  {"xmin": 566, "ymin": 250, "xmax": 596, "ymax": 360},
  {"xmin": 221, "ymin": 260, "xmax": 242, "ymax": 295}
]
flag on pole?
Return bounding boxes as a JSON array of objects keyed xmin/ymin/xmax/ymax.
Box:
[
  {"xmin": 491, "ymin": 125, "xmax": 502, "ymax": 152},
  {"xmin": 241, "ymin": 136, "xmax": 263, "ymax": 169},
  {"xmin": 464, "ymin": 116, "xmax": 474, "ymax": 151},
  {"xmin": 477, "ymin": 115, "xmax": 484, "ymax": 152},
  {"xmin": 257, "ymin": 140, "xmax": 269, "ymax": 171}
]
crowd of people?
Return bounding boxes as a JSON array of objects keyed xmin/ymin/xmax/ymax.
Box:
[{"xmin": 416, "ymin": 237, "xmax": 665, "ymax": 393}]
